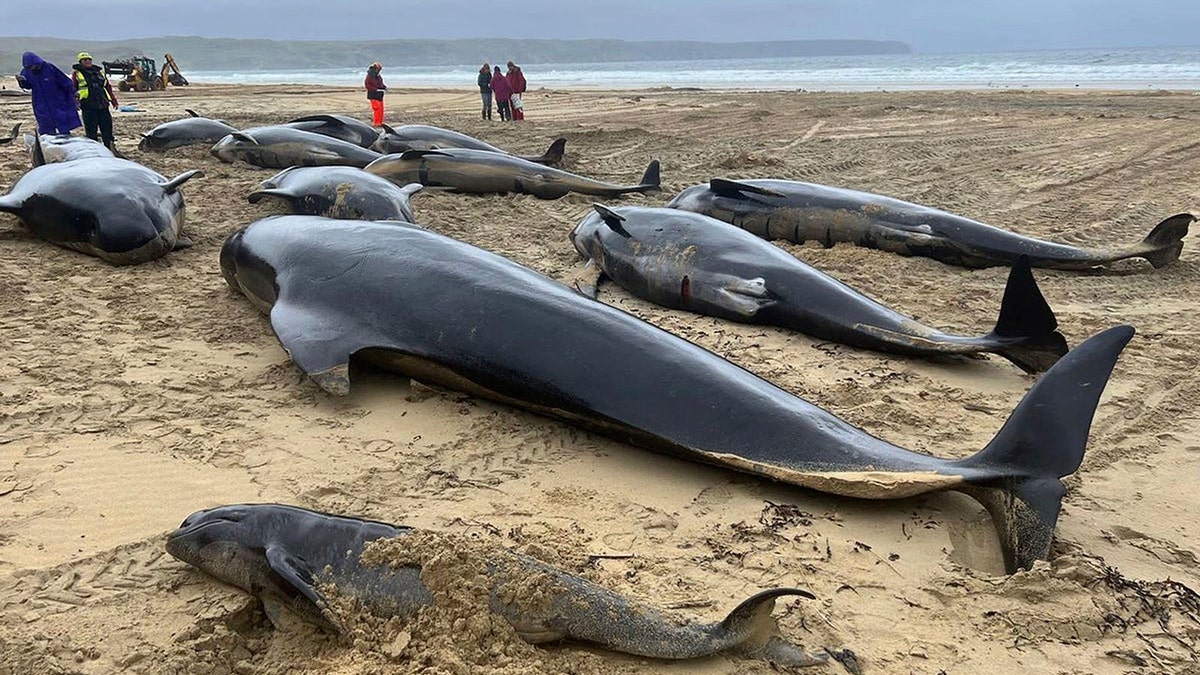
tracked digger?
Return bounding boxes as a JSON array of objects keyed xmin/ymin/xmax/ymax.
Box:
[{"xmin": 102, "ymin": 53, "xmax": 189, "ymax": 92}]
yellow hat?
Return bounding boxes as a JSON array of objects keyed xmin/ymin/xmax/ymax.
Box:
[{"xmin": 77, "ymin": 52, "xmax": 93, "ymax": 61}]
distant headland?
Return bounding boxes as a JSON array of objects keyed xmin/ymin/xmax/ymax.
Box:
[{"xmin": 0, "ymin": 36, "xmax": 911, "ymax": 72}]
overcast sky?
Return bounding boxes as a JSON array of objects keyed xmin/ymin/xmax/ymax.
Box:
[{"xmin": 1, "ymin": 0, "xmax": 1196, "ymax": 54}]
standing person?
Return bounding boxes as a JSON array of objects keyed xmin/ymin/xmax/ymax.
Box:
[
  {"xmin": 506, "ymin": 61, "xmax": 527, "ymax": 121},
  {"xmin": 71, "ymin": 53, "xmax": 119, "ymax": 150},
  {"xmin": 15, "ymin": 51, "xmax": 81, "ymax": 136},
  {"xmin": 490, "ymin": 66, "xmax": 513, "ymax": 121},
  {"xmin": 365, "ymin": 62, "xmax": 387, "ymax": 126},
  {"xmin": 477, "ymin": 63, "xmax": 493, "ymax": 120}
]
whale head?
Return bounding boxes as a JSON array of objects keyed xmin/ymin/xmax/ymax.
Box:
[{"xmin": 166, "ymin": 505, "xmax": 290, "ymax": 596}]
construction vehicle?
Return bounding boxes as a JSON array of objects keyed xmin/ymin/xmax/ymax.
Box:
[
  {"xmin": 102, "ymin": 53, "xmax": 189, "ymax": 92},
  {"xmin": 162, "ymin": 53, "xmax": 189, "ymax": 87}
]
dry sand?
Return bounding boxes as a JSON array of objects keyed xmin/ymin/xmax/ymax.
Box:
[{"xmin": 1, "ymin": 83, "xmax": 1198, "ymax": 674}]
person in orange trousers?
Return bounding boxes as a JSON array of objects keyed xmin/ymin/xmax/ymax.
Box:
[{"xmin": 365, "ymin": 61, "xmax": 387, "ymax": 126}]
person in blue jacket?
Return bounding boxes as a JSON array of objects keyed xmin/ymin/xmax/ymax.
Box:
[{"xmin": 15, "ymin": 52, "xmax": 82, "ymax": 135}]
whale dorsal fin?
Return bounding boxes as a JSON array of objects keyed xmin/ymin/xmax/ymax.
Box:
[
  {"xmin": 30, "ymin": 132, "xmax": 46, "ymax": 167},
  {"xmin": 185, "ymin": 109, "xmax": 200, "ymax": 118},
  {"xmin": 0, "ymin": 123, "xmax": 20, "ymax": 145},
  {"xmin": 380, "ymin": 123, "xmax": 397, "ymax": 135},
  {"xmin": 591, "ymin": 204, "xmax": 630, "ymax": 237},
  {"xmin": 709, "ymin": 178, "xmax": 785, "ymax": 200},
  {"xmin": 289, "ymin": 114, "xmax": 346, "ymax": 127}
]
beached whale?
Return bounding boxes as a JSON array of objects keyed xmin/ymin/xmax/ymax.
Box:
[
  {"xmin": 570, "ymin": 205, "xmax": 1068, "ymax": 372},
  {"xmin": 365, "ymin": 149, "xmax": 658, "ymax": 199},
  {"xmin": 166, "ymin": 503, "xmax": 831, "ymax": 667},
  {"xmin": 139, "ymin": 109, "xmax": 238, "ymax": 151},
  {"xmin": 284, "ymin": 114, "xmax": 380, "ymax": 149},
  {"xmin": 211, "ymin": 127, "xmax": 382, "ymax": 169},
  {"xmin": 220, "ymin": 215, "xmax": 1135, "ymax": 572},
  {"xmin": 0, "ymin": 157, "xmax": 201, "ymax": 264},
  {"xmin": 248, "ymin": 166, "xmax": 423, "ymax": 222},
  {"xmin": 668, "ymin": 178, "xmax": 1195, "ymax": 270},
  {"xmin": 24, "ymin": 133, "xmax": 114, "ymax": 164},
  {"xmin": 371, "ymin": 123, "xmax": 566, "ymax": 165}
]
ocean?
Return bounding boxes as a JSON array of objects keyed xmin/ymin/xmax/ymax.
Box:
[{"xmin": 185, "ymin": 46, "xmax": 1200, "ymax": 91}]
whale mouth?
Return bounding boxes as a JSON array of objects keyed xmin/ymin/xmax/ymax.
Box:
[{"xmin": 167, "ymin": 517, "xmax": 229, "ymax": 542}]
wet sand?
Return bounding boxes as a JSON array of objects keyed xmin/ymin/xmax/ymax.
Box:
[{"xmin": 1, "ymin": 83, "xmax": 1198, "ymax": 673}]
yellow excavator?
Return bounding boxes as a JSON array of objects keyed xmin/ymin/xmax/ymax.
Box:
[
  {"xmin": 162, "ymin": 53, "xmax": 189, "ymax": 87},
  {"xmin": 102, "ymin": 53, "xmax": 189, "ymax": 92}
]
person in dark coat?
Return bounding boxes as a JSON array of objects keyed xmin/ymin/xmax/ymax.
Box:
[
  {"xmin": 71, "ymin": 52, "xmax": 119, "ymax": 150},
  {"xmin": 477, "ymin": 63, "xmax": 493, "ymax": 120},
  {"xmin": 15, "ymin": 51, "xmax": 81, "ymax": 135},
  {"xmin": 490, "ymin": 66, "xmax": 513, "ymax": 121},
  {"xmin": 365, "ymin": 62, "xmax": 387, "ymax": 126}
]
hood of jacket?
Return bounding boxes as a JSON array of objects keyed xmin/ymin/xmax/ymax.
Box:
[{"xmin": 22, "ymin": 52, "xmax": 45, "ymax": 69}]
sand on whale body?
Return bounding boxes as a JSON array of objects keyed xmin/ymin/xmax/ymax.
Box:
[{"xmin": 0, "ymin": 82, "xmax": 1198, "ymax": 674}]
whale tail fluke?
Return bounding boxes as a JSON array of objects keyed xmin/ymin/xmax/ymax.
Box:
[
  {"xmin": 1139, "ymin": 212, "xmax": 1194, "ymax": 268},
  {"xmin": 987, "ymin": 255, "xmax": 1069, "ymax": 373},
  {"xmin": 957, "ymin": 325, "xmax": 1134, "ymax": 573},
  {"xmin": 716, "ymin": 589, "xmax": 829, "ymax": 667}
]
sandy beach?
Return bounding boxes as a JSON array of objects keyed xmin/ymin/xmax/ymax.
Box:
[{"xmin": 1, "ymin": 83, "xmax": 1198, "ymax": 674}]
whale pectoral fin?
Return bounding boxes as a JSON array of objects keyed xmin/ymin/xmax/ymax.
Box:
[
  {"xmin": 0, "ymin": 194, "xmax": 23, "ymax": 216},
  {"xmin": 569, "ymin": 259, "xmax": 606, "ymax": 299},
  {"xmin": 308, "ymin": 148, "xmax": 343, "ymax": 161},
  {"xmin": 173, "ymin": 236, "xmax": 194, "ymax": 251},
  {"xmin": 264, "ymin": 545, "xmax": 344, "ymax": 632},
  {"xmin": 268, "ymin": 293, "xmax": 413, "ymax": 396},
  {"xmin": 714, "ymin": 276, "xmax": 774, "ymax": 317},
  {"xmin": 230, "ymin": 132, "xmax": 259, "ymax": 145},
  {"xmin": 160, "ymin": 170, "xmax": 204, "ymax": 194},
  {"xmin": 398, "ymin": 182, "xmax": 425, "ymax": 197},
  {"xmin": 507, "ymin": 621, "xmax": 568, "ymax": 645},
  {"xmin": 269, "ymin": 299, "xmax": 362, "ymax": 396},
  {"xmin": 265, "ymin": 545, "xmax": 326, "ymax": 610},
  {"xmin": 398, "ymin": 149, "xmax": 451, "ymax": 161},
  {"xmin": 247, "ymin": 188, "xmax": 291, "ymax": 205}
]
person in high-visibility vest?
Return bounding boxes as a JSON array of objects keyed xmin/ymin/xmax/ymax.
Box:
[{"xmin": 71, "ymin": 52, "xmax": 119, "ymax": 150}]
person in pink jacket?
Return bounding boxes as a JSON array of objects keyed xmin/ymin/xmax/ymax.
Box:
[{"xmin": 489, "ymin": 66, "xmax": 513, "ymax": 121}]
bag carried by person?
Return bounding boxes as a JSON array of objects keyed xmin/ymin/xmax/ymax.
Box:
[{"xmin": 510, "ymin": 94, "xmax": 524, "ymax": 110}]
